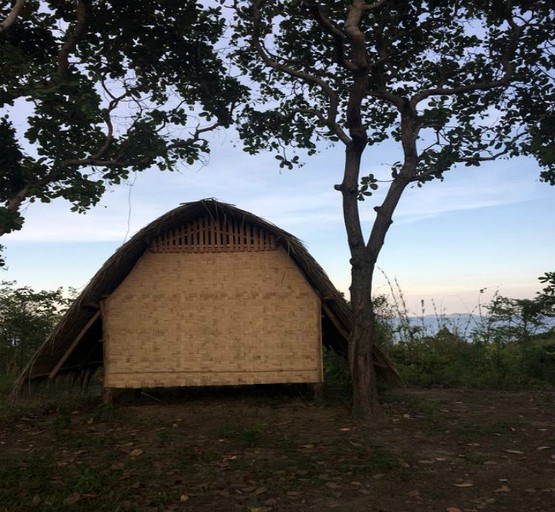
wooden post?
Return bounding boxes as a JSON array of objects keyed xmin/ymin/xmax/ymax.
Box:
[
  {"xmin": 102, "ymin": 387, "xmax": 113, "ymax": 404},
  {"xmin": 313, "ymin": 382, "xmax": 324, "ymax": 405}
]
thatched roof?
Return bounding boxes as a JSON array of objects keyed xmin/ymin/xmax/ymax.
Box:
[{"xmin": 12, "ymin": 199, "xmax": 397, "ymax": 398}]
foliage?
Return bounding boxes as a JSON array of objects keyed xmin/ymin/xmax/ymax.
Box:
[
  {"xmin": 473, "ymin": 291, "xmax": 551, "ymax": 345},
  {"xmin": 232, "ymin": 0, "xmax": 554, "ymax": 179},
  {"xmin": 0, "ymin": 281, "xmax": 73, "ymax": 374},
  {"xmin": 387, "ymin": 330, "xmax": 555, "ymax": 389},
  {"xmin": 380, "ymin": 275, "xmax": 555, "ymax": 389},
  {"xmin": 537, "ymin": 271, "xmax": 555, "ymax": 316},
  {"xmin": 0, "ymin": 0, "xmax": 245, "ymax": 238}
]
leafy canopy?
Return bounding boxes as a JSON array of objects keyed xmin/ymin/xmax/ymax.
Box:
[
  {"xmin": 0, "ymin": 0, "xmax": 246, "ymax": 236},
  {"xmin": 231, "ymin": 0, "xmax": 554, "ymax": 187}
]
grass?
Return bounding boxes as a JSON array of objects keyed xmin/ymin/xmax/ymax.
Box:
[
  {"xmin": 213, "ymin": 421, "xmax": 269, "ymax": 447},
  {"xmin": 0, "ymin": 456, "xmax": 124, "ymax": 512},
  {"xmin": 449, "ymin": 419, "xmax": 527, "ymax": 441},
  {"xmin": 382, "ymin": 390, "xmax": 447, "ymax": 423},
  {"xmin": 2, "ymin": 387, "xmax": 554, "ymax": 511},
  {"xmin": 240, "ymin": 422, "xmax": 269, "ymax": 447}
]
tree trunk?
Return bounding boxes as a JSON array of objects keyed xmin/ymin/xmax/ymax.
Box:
[
  {"xmin": 349, "ymin": 262, "xmax": 380, "ymax": 417},
  {"xmin": 342, "ymin": 139, "xmax": 414, "ymax": 417},
  {"xmin": 341, "ymin": 139, "xmax": 381, "ymax": 416}
]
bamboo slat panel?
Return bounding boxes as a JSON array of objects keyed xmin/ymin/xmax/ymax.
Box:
[
  {"xmin": 151, "ymin": 216, "xmax": 277, "ymax": 253},
  {"xmin": 103, "ymin": 249, "xmax": 322, "ymax": 389}
]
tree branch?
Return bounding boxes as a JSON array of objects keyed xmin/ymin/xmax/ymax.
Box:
[
  {"xmin": 57, "ymin": 0, "xmax": 89, "ymax": 82},
  {"xmin": 5, "ymin": 186, "xmax": 29, "ymax": 213},
  {"xmin": 0, "ymin": 185, "xmax": 29, "ymax": 237},
  {"xmin": 296, "ymin": 107, "xmax": 351, "ymax": 144},
  {"xmin": 60, "ymin": 121, "xmax": 222, "ymax": 170},
  {"xmin": 410, "ymin": 131, "xmax": 529, "ymax": 182},
  {"xmin": 0, "ymin": 0, "xmax": 26, "ymax": 34},
  {"xmin": 456, "ymin": 131, "xmax": 528, "ymax": 164},
  {"xmin": 410, "ymin": 13, "xmax": 523, "ymax": 107},
  {"xmin": 251, "ymin": 0, "xmax": 345, "ymax": 143},
  {"xmin": 302, "ymin": 0, "xmax": 357, "ymax": 72},
  {"xmin": 167, "ymin": 122, "xmax": 220, "ymax": 150},
  {"xmin": 362, "ymin": 0, "xmax": 388, "ymax": 11},
  {"xmin": 366, "ymin": 174, "xmax": 410, "ymax": 261},
  {"xmin": 91, "ymin": 85, "xmax": 131, "ymax": 161},
  {"xmin": 340, "ymin": 0, "xmax": 373, "ymax": 258},
  {"xmin": 366, "ymin": 6, "xmax": 405, "ymax": 110}
]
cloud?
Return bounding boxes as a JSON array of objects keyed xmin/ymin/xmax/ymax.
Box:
[
  {"xmin": 5, "ymin": 137, "xmax": 345, "ymax": 243},
  {"xmin": 357, "ymin": 160, "xmax": 544, "ymax": 226},
  {"xmin": 4, "ymin": 140, "xmax": 548, "ymax": 244}
]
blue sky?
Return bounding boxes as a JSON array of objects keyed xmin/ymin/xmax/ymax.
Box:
[{"xmin": 3, "ymin": 130, "xmax": 554, "ymax": 314}]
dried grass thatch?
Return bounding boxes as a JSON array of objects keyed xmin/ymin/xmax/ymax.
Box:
[{"xmin": 11, "ymin": 199, "xmax": 397, "ymax": 399}]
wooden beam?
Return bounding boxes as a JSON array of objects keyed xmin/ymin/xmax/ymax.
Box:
[
  {"xmin": 321, "ymin": 302, "xmax": 350, "ymax": 342},
  {"xmin": 48, "ymin": 310, "xmax": 101, "ymax": 380},
  {"xmin": 81, "ymin": 301, "xmax": 99, "ymax": 310}
]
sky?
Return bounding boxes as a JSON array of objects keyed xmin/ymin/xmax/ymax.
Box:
[{"xmin": 4, "ymin": 127, "xmax": 554, "ymax": 315}]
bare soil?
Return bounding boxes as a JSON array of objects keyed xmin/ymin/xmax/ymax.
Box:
[{"xmin": 1, "ymin": 388, "xmax": 554, "ymax": 512}]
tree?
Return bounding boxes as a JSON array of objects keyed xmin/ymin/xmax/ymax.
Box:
[
  {"xmin": 0, "ymin": 281, "xmax": 73, "ymax": 374},
  {"xmin": 0, "ymin": 0, "xmax": 245, "ymax": 237},
  {"xmin": 537, "ymin": 271, "xmax": 555, "ymax": 316},
  {"xmin": 481, "ymin": 294, "xmax": 549, "ymax": 345},
  {"xmin": 230, "ymin": 0, "xmax": 554, "ymax": 415}
]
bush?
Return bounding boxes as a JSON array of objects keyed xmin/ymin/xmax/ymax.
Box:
[
  {"xmin": 376, "ymin": 273, "xmax": 555, "ymax": 390},
  {"xmin": 322, "ymin": 347, "xmax": 351, "ymax": 400},
  {"xmin": 520, "ymin": 342, "xmax": 555, "ymax": 385},
  {"xmin": 384, "ymin": 326, "xmax": 555, "ymax": 389}
]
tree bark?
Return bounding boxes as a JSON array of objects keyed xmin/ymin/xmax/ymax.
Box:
[
  {"xmin": 349, "ymin": 260, "xmax": 380, "ymax": 417},
  {"xmin": 0, "ymin": 0, "xmax": 26, "ymax": 34}
]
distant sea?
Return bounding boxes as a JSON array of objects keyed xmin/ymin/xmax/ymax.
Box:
[{"xmin": 389, "ymin": 314, "xmax": 555, "ymax": 341}]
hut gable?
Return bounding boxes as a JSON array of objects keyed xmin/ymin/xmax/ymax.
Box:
[
  {"xmin": 12, "ymin": 199, "xmax": 397, "ymax": 398},
  {"xmin": 151, "ymin": 215, "xmax": 277, "ymax": 253},
  {"xmin": 103, "ymin": 246, "xmax": 322, "ymax": 388}
]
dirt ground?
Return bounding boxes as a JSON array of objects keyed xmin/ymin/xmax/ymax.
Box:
[{"xmin": 1, "ymin": 387, "xmax": 554, "ymax": 512}]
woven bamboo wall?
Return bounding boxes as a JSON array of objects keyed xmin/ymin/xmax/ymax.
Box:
[{"xmin": 103, "ymin": 248, "xmax": 322, "ymax": 388}]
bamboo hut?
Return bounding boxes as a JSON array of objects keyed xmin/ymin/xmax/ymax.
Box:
[{"xmin": 12, "ymin": 199, "xmax": 396, "ymax": 398}]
